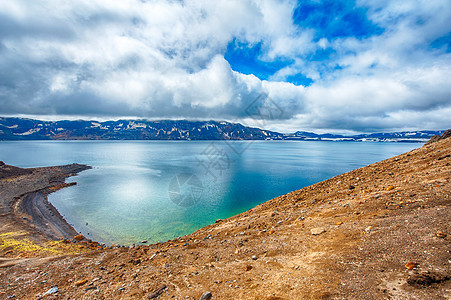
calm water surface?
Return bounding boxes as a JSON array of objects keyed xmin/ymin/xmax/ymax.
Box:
[{"xmin": 0, "ymin": 140, "xmax": 418, "ymax": 245}]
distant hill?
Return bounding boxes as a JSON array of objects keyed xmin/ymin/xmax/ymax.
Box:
[{"xmin": 0, "ymin": 117, "xmax": 443, "ymax": 142}]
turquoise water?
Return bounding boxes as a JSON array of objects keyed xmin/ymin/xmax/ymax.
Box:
[{"xmin": 0, "ymin": 140, "xmax": 418, "ymax": 245}]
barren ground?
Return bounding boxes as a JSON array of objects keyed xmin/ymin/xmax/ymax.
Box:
[{"xmin": 0, "ymin": 136, "xmax": 450, "ymax": 299}]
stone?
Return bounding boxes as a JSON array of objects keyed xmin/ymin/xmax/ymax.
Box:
[
  {"xmin": 43, "ymin": 287, "xmax": 58, "ymax": 296},
  {"xmin": 407, "ymin": 271, "xmax": 451, "ymax": 287},
  {"xmin": 386, "ymin": 186, "xmax": 395, "ymax": 191},
  {"xmin": 148, "ymin": 285, "xmax": 167, "ymax": 299},
  {"xmin": 141, "ymin": 240, "xmax": 148, "ymax": 243},
  {"xmin": 199, "ymin": 291, "xmax": 212, "ymax": 300},
  {"xmin": 336, "ymin": 221, "xmax": 343, "ymax": 226},
  {"xmin": 252, "ymin": 255, "xmax": 258, "ymax": 260},
  {"xmin": 405, "ymin": 261, "xmax": 418, "ymax": 270},
  {"xmin": 74, "ymin": 234, "xmax": 85, "ymax": 241},
  {"xmin": 436, "ymin": 231, "xmax": 447, "ymax": 238},
  {"xmin": 365, "ymin": 226, "xmax": 373, "ymax": 233},
  {"xmin": 75, "ymin": 279, "xmax": 88, "ymax": 287},
  {"xmin": 311, "ymin": 228, "xmax": 326, "ymax": 235},
  {"xmin": 245, "ymin": 265, "xmax": 253, "ymax": 271}
]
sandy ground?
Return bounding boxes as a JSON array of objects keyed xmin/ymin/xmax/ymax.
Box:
[{"xmin": 0, "ymin": 134, "xmax": 450, "ymax": 299}]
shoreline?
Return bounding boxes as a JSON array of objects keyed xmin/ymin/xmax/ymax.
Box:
[
  {"xmin": 18, "ymin": 192, "xmax": 79, "ymax": 240},
  {"xmin": 0, "ymin": 163, "xmax": 92, "ymax": 253}
]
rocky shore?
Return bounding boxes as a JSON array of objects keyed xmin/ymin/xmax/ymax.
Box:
[
  {"xmin": 0, "ymin": 163, "xmax": 93, "ymax": 259},
  {"xmin": 0, "ymin": 132, "xmax": 450, "ymax": 299}
]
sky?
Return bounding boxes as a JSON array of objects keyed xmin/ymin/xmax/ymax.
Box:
[{"xmin": 0, "ymin": 0, "xmax": 450, "ymax": 134}]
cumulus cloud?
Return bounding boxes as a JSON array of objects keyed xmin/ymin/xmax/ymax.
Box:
[{"xmin": 0, "ymin": 0, "xmax": 450, "ymax": 133}]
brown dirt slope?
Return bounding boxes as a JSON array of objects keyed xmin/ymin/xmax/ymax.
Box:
[{"xmin": 0, "ymin": 137, "xmax": 450, "ymax": 299}]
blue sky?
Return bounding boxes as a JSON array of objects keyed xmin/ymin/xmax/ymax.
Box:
[{"xmin": 0, "ymin": 0, "xmax": 450, "ymax": 133}]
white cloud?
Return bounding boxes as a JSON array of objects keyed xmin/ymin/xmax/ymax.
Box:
[{"xmin": 0, "ymin": 0, "xmax": 450, "ymax": 133}]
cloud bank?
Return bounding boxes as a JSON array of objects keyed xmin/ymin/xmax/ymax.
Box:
[{"xmin": 0, "ymin": 0, "xmax": 450, "ymax": 133}]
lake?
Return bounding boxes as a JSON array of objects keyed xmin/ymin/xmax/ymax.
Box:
[{"xmin": 0, "ymin": 140, "xmax": 418, "ymax": 245}]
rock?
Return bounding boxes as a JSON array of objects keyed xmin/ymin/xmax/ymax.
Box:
[
  {"xmin": 407, "ymin": 271, "xmax": 451, "ymax": 287},
  {"xmin": 0, "ymin": 161, "xmax": 5, "ymax": 166},
  {"xmin": 74, "ymin": 234, "xmax": 85, "ymax": 241},
  {"xmin": 215, "ymin": 219, "xmax": 223, "ymax": 223},
  {"xmin": 269, "ymin": 230, "xmax": 275, "ymax": 234},
  {"xmin": 436, "ymin": 231, "xmax": 447, "ymax": 238},
  {"xmin": 365, "ymin": 226, "xmax": 373, "ymax": 233},
  {"xmin": 148, "ymin": 284, "xmax": 167, "ymax": 299},
  {"xmin": 386, "ymin": 186, "xmax": 395, "ymax": 191},
  {"xmin": 441, "ymin": 129, "xmax": 451, "ymax": 138},
  {"xmin": 311, "ymin": 228, "xmax": 326, "ymax": 235},
  {"xmin": 336, "ymin": 221, "xmax": 343, "ymax": 226},
  {"xmin": 438, "ymin": 154, "xmax": 450, "ymax": 160},
  {"xmin": 348, "ymin": 185, "xmax": 355, "ymax": 190},
  {"xmin": 199, "ymin": 291, "xmax": 212, "ymax": 300},
  {"xmin": 141, "ymin": 240, "xmax": 148, "ymax": 243},
  {"xmin": 426, "ymin": 135, "xmax": 440, "ymax": 145},
  {"xmin": 245, "ymin": 265, "xmax": 253, "ymax": 271},
  {"xmin": 84, "ymin": 286, "xmax": 97, "ymax": 292},
  {"xmin": 75, "ymin": 279, "xmax": 88, "ymax": 287},
  {"xmin": 43, "ymin": 287, "xmax": 58, "ymax": 296},
  {"xmin": 405, "ymin": 261, "xmax": 418, "ymax": 270},
  {"xmin": 251, "ymin": 255, "xmax": 258, "ymax": 260}
]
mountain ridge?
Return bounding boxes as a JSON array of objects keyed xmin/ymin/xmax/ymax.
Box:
[{"xmin": 0, "ymin": 117, "xmax": 444, "ymax": 142}]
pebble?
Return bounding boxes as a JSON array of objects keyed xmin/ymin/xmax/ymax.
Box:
[
  {"xmin": 436, "ymin": 231, "xmax": 447, "ymax": 238},
  {"xmin": 148, "ymin": 284, "xmax": 167, "ymax": 299},
  {"xmin": 199, "ymin": 291, "xmax": 212, "ymax": 300},
  {"xmin": 311, "ymin": 228, "xmax": 326, "ymax": 235},
  {"xmin": 75, "ymin": 279, "xmax": 88, "ymax": 287},
  {"xmin": 74, "ymin": 234, "xmax": 84, "ymax": 241},
  {"xmin": 245, "ymin": 265, "xmax": 253, "ymax": 271},
  {"xmin": 405, "ymin": 261, "xmax": 418, "ymax": 270},
  {"xmin": 252, "ymin": 255, "xmax": 258, "ymax": 260},
  {"xmin": 43, "ymin": 287, "xmax": 58, "ymax": 296},
  {"xmin": 386, "ymin": 186, "xmax": 395, "ymax": 191}
]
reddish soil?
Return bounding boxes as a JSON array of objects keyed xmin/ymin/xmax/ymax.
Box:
[{"xmin": 0, "ymin": 136, "xmax": 450, "ymax": 299}]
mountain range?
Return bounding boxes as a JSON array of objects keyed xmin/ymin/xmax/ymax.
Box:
[{"xmin": 0, "ymin": 117, "xmax": 443, "ymax": 142}]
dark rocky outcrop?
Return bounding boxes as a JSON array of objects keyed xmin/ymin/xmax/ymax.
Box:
[
  {"xmin": 426, "ymin": 129, "xmax": 451, "ymax": 144},
  {"xmin": 0, "ymin": 162, "xmax": 32, "ymax": 179}
]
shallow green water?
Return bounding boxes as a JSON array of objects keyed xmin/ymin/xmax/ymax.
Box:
[{"xmin": 0, "ymin": 140, "xmax": 418, "ymax": 245}]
